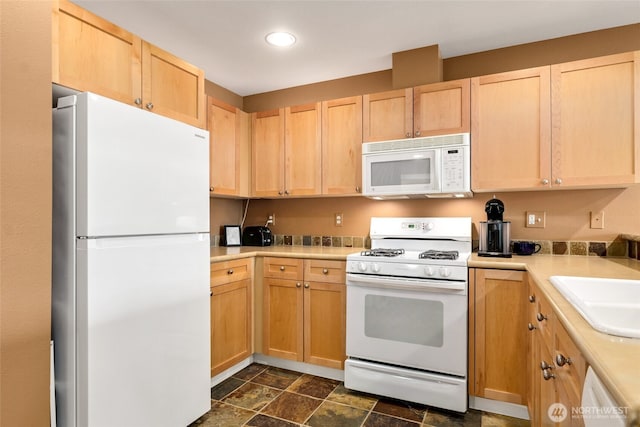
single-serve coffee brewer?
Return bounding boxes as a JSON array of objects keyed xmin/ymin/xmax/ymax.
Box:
[{"xmin": 478, "ymin": 198, "xmax": 512, "ymax": 258}]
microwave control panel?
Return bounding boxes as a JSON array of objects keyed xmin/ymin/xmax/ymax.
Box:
[{"xmin": 441, "ymin": 147, "xmax": 466, "ymax": 191}]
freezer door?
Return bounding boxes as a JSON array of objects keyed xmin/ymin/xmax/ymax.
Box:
[
  {"xmin": 67, "ymin": 92, "xmax": 209, "ymax": 237},
  {"xmin": 73, "ymin": 234, "xmax": 210, "ymax": 427}
]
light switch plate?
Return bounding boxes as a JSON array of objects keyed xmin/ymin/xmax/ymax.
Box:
[
  {"xmin": 526, "ymin": 211, "xmax": 546, "ymax": 228},
  {"xmin": 590, "ymin": 211, "xmax": 604, "ymax": 229}
]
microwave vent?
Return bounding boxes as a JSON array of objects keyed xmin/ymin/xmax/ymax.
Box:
[{"xmin": 363, "ymin": 132, "xmax": 469, "ymax": 154}]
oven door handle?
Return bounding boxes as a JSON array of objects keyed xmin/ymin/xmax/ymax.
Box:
[{"xmin": 346, "ymin": 273, "xmax": 466, "ymax": 293}]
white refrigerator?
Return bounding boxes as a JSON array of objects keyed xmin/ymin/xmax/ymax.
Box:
[{"xmin": 52, "ymin": 92, "xmax": 211, "ymax": 427}]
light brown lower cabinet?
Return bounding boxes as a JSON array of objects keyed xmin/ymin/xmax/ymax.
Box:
[
  {"xmin": 262, "ymin": 257, "xmax": 346, "ymax": 369},
  {"xmin": 527, "ymin": 282, "xmax": 587, "ymax": 427},
  {"xmin": 210, "ymin": 258, "xmax": 253, "ymax": 377},
  {"xmin": 469, "ymin": 268, "xmax": 528, "ymax": 404}
]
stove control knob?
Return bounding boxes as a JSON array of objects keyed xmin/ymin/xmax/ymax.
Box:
[
  {"xmin": 372, "ymin": 263, "xmax": 381, "ymax": 273},
  {"xmin": 439, "ymin": 267, "xmax": 451, "ymax": 278},
  {"xmin": 424, "ymin": 266, "xmax": 435, "ymax": 277},
  {"xmin": 358, "ymin": 262, "xmax": 367, "ymax": 272},
  {"xmin": 424, "ymin": 222, "xmax": 434, "ymax": 231}
]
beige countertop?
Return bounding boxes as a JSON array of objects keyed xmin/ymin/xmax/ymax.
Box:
[{"xmin": 211, "ymin": 246, "xmax": 640, "ymax": 424}]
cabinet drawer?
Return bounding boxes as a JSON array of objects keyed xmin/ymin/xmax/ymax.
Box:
[
  {"xmin": 211, "ymin": 258, "xmax": 253, "ymax": 286},
  {"xmin": 555, "ymin": 320, "xmax": 587, "ymax": 407},
  {"xmin": 263, "ymin": 257, "xmax": 303, "ymax": 280},
  {"xmin": 535, "ymin": 290, "xmax": 554, "ymax": 348},
  {"xmin": 304, "ymin": 259, "xmax": 346, "ymax": 284}
]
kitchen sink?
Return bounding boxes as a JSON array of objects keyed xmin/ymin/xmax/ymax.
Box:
[{"xmin": 549, "ymin": 276, "xmax": 640, "ymax": 339}]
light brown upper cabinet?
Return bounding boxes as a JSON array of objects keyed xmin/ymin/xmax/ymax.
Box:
[
  {"xmin": 413, "ymin": 79, "xmax": 471, "ymax": 137},
  {"xmin": 363, "ymin": 79, "xmax": 470, "ymax": 143},
  {"xmin": 363, "ymin": 88, "xmax": 413, "ymax": 142},
  {"xmin": 322, "ymin": 96, "xmax": 363, "ymax": 195},
  {"xmin": 207, "ymin": 97, "xmax": 250, "ymax": 197},
  {"xmin": 472, "ymin": 51, "xmax": 639, "ymax": 192},
  {"xmin": 53, "ymin": 0, "xmax": 206, "ymax": 128},
  {"xmin": 551, "ymin": 51, "xmax": 639, "ymax": 189},
  {"xmin": 252, "ymin": 109, "xmax": 285, "ymax": 197},
  {"xmin": 471, "ymin": 67, "xmax": 552, "ymax": 191},
  {"xmin": 251, "ymin": 104, "xmax": 322, "ymax": 197}
]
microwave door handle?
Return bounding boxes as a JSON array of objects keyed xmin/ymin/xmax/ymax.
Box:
[{"xmin": 346, "ymin": 273, "xmax": 466, "ymax": 292}]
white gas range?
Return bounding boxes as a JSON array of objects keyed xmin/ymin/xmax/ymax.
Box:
[{"xmin": 344, "ymin": 217, "xmax": 472, "ymax": 413}]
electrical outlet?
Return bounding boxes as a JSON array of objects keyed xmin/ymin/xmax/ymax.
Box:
[
  {"xmin": 590, "ymin": 211, "xmax": 604, "ymax": 229},
  {"xmin": 525, "ymin": 211, "xmax": 546, "ymax": 228},
  {"xmin": 335, "ymin": 213, "xmax": 343, "ymax": 227},
  {"xmin": 267, "ymin": 213, "xmax": 275, "ymax": 226}
]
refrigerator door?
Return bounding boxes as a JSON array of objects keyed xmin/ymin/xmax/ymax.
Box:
[
  {"xmin": 57, "ymin": 92, "xmax": 209, "ymax": 237},
  {"xmin": 73, "ymin": 234, "xmax": 210, "ymax": 427}
]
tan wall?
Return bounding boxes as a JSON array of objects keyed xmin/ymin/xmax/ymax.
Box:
[
  {"xmin": 0, "ymin": 1, "xmax": 52, "ymax": 425},
  {"xmin": 204, "ymin": 79, "xmax": 244, "ymax": 109},
  {"xmin": 242, "ymin": 186, "xmax": 640, "ymax": 242},
  {"xmin": 240, "ymin": 24, "xmax": 640, "ymax": 112}
]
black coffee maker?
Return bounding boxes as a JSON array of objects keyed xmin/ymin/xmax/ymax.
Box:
[{"xmin": 478, "ymin": 198, "xmax": 512, "ymax": 257}]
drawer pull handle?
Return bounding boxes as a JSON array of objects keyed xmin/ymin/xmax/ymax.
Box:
[
  {"xmin": 536, "ymin": 312, "xmax": 547, "ymax": 322},
  {"xmin": 555, "ymin": 354, "xmax": 572, "ymax": 366},
  {"xmin": 527, "ymin": 323, "xmax": 536, "ymax": 331},
  {"xmin": 227, "ymin": 269, "xmax": 234, "ymax": 275},
  {"xmin": 322, "ymin": 268, "xmax": 329, "ymax": 274},
  {"xmin": 280, "ymin": 266, "xmax": 285, "ymax": 271}
]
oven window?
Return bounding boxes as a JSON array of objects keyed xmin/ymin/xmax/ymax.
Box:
[
  {"xmin": 371, "ymin": 158, "xmax": 430, "ymax": 186},
  {"xmin": 364, "ymin": 295, "xmax": 443, "ymax": 347}
]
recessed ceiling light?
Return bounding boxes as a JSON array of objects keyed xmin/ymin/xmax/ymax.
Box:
[{"xmin": 265, "ymin": 32, "xmax": 296, "ymax": 47}]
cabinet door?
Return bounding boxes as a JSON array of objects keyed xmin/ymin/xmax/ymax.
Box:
[
  {"xmin": 252, "ymin": 109, "xmax": 285, "ymax": 197},
  {"xmin": 363, "ymin": 88, "xmax": 413, "ymax": 142},
  {"xmin": 208, "ymin": 97, "xmax": 241, "ymax": 196},
  {"xmin": 53, "ymin": 0, "xmax": 142, "ymax": 106},
  {"xmin": 414, "ymin": 79, "xmax": 470, "ymax": 137},
  {"xmin": 304, "ymin": 281, "xmax": 345, "ymax": 369},
  {"xmin": 471, "ymin": 67, "xmax": 552, "ymax": 191},
  {"xmin": 551, "ymin": 51, "xmax": 639, "ymax": 188},
  {"xmin": 285, "ymin": 103, "xmax": 322, "ymax": 196},
  {"xmin": 322, "ymin": 96, "xmax": 363, "ymax": 195},
  {"xmin": 141, "ymin": 42, "xmax": 206, "ymax": 128},
  {"xmin": 210, "ymin": 279, "xmax": 252, "ymax": 376},
  {"xmin": 471, "ymin": 269, "xmax": 528, "ymax": 405},
  {"xmin": 263, "ymin": 278, "xmax": 303, "ymax": 361}
]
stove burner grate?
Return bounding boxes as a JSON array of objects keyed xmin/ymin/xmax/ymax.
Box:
[
  {"xmin": 360, "ymin": 248, "xmax": 405, "ymax": 257},
  {"xmin": 419, "ymin": 250, "xmax": 459, "ymax": 260}
]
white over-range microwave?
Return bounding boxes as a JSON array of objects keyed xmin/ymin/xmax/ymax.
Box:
[{"xmin": 362, "ymin": 133, "xmax": 472, "ymax": 199}]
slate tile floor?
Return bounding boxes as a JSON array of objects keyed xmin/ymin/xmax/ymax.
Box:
[{"xmin": 190, "ymin": 364, "xmax": 531, "ymax": 427}]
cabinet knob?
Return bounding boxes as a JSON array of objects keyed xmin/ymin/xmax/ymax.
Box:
[
  {"xmin": 210, "ymin": 290, "xmax": 213, "ymax": 297},
  {"xmin": 322, "ymin": 268, "xmax": 329, "ymax": 275},
  {"xmin": 278, "ymin": 191, "xmax": 283, "ymax": 196},
  {"xmin": 134, "ymin": 98, "xmax": 142, "ymax": 105},
  {"xmin": 540, "ymin": 361, "xmax": 553, "ymax": 371},
  {"xmin": 555, "ymin": 353, "xmax": 572, "ymax": 366},
  {"xmin": 543, "ymin": 369, "xmax": 556, "ymax": 381},
  {"xmin": 296, "ymin": 282, "xmax": 301, "ymax": 288},
  {"xmin": 146, "ymin": 102, "xmax": 154, "ymax": 110},
  {"xmin": 284, "ymin": 190, "xmax": 289, "ymax": 195},
  {"xmin": 554, "ymin": 178, "xmax": 563, "ymax": 185},
  {"xmin": 527, "ymin": 323, "xmax": 537, "ymax": 331},
  {"xmin": 541, "ymin": 178, "xmax": 549, "ymax": 185},
  {"xmin": 415, "ymin": 130, "xmax": 421, "ymax": 137},
  {"xmin": 304, "ymin": 283, "xmax": 310, "ymax": 288},
  {"xmin": 355, "ymin": 186, "xmax": 361, "ymax": 193},
  {"xmin": 280, "ymin": 266, "xmax": 285, "ymax": 271},
  {"xmin": 227, "ymin": 269, "xmax": 234, "ymax": 275},
  {"xmin": 528, "ymin": 295, "xmax": 536, "ymax": 303},
  {"xmin": 536, "ymin": 312, "xmax": 547, "ymax": 322},
  {"xmin": 405, "ymin": 132, "xmax": 411, "ymax": 138},
  {"xmin": 210, "ymin": 187, "xmax": 214, "ymax": 192}
]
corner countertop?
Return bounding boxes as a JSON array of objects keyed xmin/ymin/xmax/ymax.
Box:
[{"xmin": 211, "ymin": 246, "xmax": 640, "ymax": 425}]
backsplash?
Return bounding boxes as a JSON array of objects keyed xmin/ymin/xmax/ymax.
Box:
[{"xmin": 211, "ymin": 233, "xmax": 639, "ymax": 259}]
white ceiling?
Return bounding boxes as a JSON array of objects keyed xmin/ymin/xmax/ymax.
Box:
[{"xmin": 75, "ymin": 0, "xmax": 640, "ymax": 97}]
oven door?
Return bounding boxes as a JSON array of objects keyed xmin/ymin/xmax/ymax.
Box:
[
  {"xmin": 346, "ymin": 273, "xmax": 467, "ymax": 377},
  {"xmin": 362, "ymin": 148, "xmax": 440, "ymax": 197}
]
